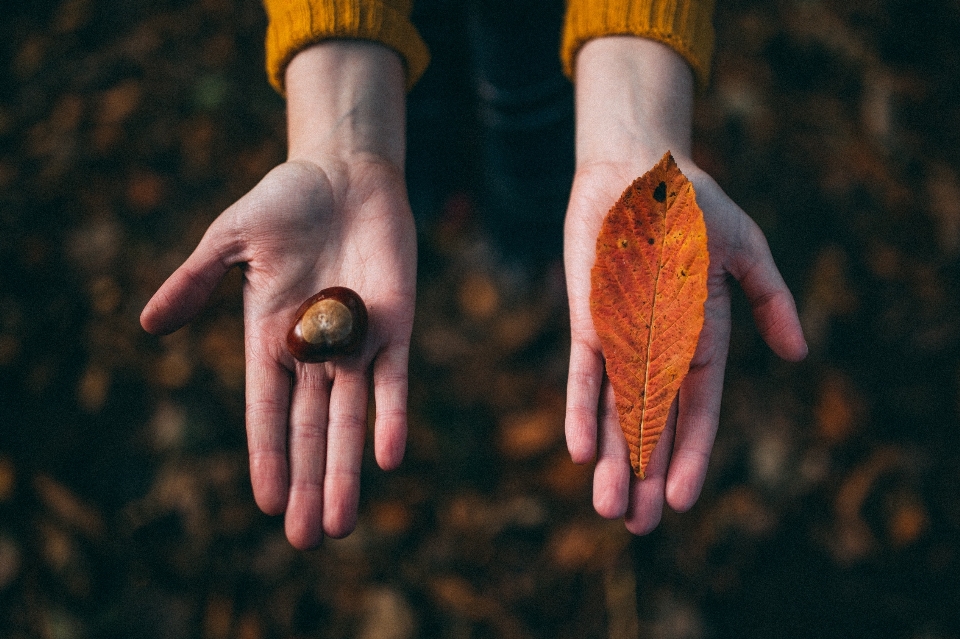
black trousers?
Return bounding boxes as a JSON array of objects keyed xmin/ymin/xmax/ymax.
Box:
[{"xmin": 406, "ymin": 0, "xmax": 575, "ymax": 267}]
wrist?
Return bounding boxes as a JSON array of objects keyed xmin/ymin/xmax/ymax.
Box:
[
  {"xmin": 574, "ymin": 37, "xmax": 694, "ymax": 169},
  {"xmin": 284, "ymin": 40, "xmax": 407, "ymax": 169}
]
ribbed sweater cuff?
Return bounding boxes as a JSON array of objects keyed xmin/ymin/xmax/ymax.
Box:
[
  {"xmin": 561, "ymin": 0, "xmax": 715, "ymax": 90},
  {"xmin": 263, "ymin": 0, "xmax": 430, "ymax": 94}
]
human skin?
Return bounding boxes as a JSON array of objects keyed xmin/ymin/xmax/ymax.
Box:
[
  {"xmin": 141, "ymin": 34, "xmax": 807, "ymax": 547},
  {"xmin": 563, "ymin": 37, "xmax": 808, "ymax": 534},
  {"xmin": 140, "ymin": 41, "xmax": 416, "ymax": 549}
]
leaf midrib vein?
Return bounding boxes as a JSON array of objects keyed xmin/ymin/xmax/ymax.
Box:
[{"xmin": 640, "ymin": 212, "xmax": 667, "ymax": 434}]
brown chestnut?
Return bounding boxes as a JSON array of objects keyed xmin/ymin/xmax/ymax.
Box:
[{"xmin": 286, "ymin": 287, "xmax": 368, "ymax": 363}]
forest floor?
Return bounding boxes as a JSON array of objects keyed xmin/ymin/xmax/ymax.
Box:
[{"xmin": 1, "ymin": 1, "xmax": 960, "ymax": 638}]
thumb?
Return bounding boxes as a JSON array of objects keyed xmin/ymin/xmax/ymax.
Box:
[
  {"xmin": 141, "ymin": 219, "xmax": 240, "ymax": 335},
  {"xmin": 730, "ymin": 220, "xmax": 808, "ymax": 362}
]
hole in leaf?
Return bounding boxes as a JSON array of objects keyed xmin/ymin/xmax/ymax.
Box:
[{"xmin": 653, "ymin": 181, "xmax": 667, "ymax": 203}]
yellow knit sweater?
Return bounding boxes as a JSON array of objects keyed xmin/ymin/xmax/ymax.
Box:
[{"xmin": 262, "ymin": 0, "xmax": 714, "ymax": 94}]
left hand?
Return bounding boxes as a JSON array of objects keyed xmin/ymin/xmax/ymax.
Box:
[{"xmin": 563, "ymin": 37, "xmax": 808, "ymax": 535}]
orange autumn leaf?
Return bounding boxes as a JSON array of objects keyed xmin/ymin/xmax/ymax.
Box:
[{"xmin": 590, "ymin": 153, "xmax": 709, "ymax": 478}]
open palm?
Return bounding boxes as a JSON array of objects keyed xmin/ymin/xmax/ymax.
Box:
[
  {"xmin": 141, "ymin": 158, "xmax": 417, "ymax": 548},
  {"xmin": 564, "ymin": 156, "xmax": 807, "ymax": 534}
]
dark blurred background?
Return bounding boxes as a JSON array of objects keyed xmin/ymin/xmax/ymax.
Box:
[{"xmin": 1, "ymin": 0, "xmax": 959, "ymax": 637}]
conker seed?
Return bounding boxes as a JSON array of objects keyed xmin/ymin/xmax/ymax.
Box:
[{"xmin": 287, "ymin": 287, "xmax": 368, "ymax": 363}]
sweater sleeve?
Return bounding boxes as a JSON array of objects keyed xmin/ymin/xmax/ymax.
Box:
[
  {"xmin": 561, "ymin": 0, "xmax": 715, "ymax": 90},
  {"xmin": 263, "ymin": 0, "xmax": 430, "ymax": 94}
]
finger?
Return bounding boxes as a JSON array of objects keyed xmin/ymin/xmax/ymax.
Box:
[
  {"xmin": 730, "ymin": 222, "xmax": 808, "ymax": 362},
  {"xmin": 323, "ymin": 367, "xmax": 370, "ymax": 538},
  {"xmin": 284, "ymin": 364, "xmax": 332, "ymax": 550},
  {"xmin": 665, "ymin": 297, "xmax": 731, "ymax": 512},
  {"xmin": 245, "ymin": 341, "xmax": 292, "ymax": 516},
  {"xmin": 592, "ymin": 379, "xmax": 631, "ymax": 519},
  {"xmin": 624, "ymin": 399, "xmax": 677, "ymax": 535},
  {"xmin": 141, "ymin": 223, "xmax": 239, "ymax": 336},
  {"xmin": 565, "ymin": 339, "xmax": 604, "ymax": 464},
  {"xmin": 372, "ymin": 343, "xmax": 409, "ymax": 471}
]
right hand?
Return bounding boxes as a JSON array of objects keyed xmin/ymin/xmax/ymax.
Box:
[{"xmin": 141, "ymin": 42, "xmax": 416, "ymax": 549}]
